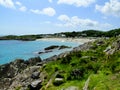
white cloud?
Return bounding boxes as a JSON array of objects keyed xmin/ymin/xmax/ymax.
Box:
[
  {"xmin": 57, "ymin": 14, "xmax": 112, "ymax": 30},
  {"xmin": 16, "ymin": 1, "xmax": 22, "ymax": 6},
  {"xmin": 57, "ymin": 0, "xmax": 96, "ymax": 7},
  {"xmin": 0, "ymin": 0, "xmax": 15, "ymax": 9},
  {"xmin": 41, "ymin": 7, "xmax": 56, "ymax": 16},
  {"xmin": 30, "ymin": 9, "xmax": 40, "ymax": 14},
  {"xmin": 58, "ymin": 15, "xmax": 70, "ymax": 22},
  {"xmin": 30, "ymin": 7, "xmax": 56, "ymax": 16},
  {"xmin": 96, "ymin": 0, "xmax": 120, "ymax": 17},
  {"xmin": 48, "ymin": 0, "xmax": 53, "ymax": 3},
  {"xmin": 15, "ymin": 1, "xmax": 27, "ymax": 12},
  {"xmin": 19, "ymin": 6, "xmax": 27, "ymax": 12}
]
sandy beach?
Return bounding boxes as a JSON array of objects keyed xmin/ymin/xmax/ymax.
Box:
[{"xmin": 36, "ymin": 38, "xmax": 96, "ymax": 44}]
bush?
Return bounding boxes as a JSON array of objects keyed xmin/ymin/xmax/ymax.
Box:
[{"xmin": 61, "ymin": 55, "xmax": 72, "ymax": 64}]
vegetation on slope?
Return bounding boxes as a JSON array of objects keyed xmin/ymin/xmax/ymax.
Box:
[
  {"xmin": 61, "ymin": 28, "xmax": 120, "ymax": 37},
  {"xmin": 38, "ymin": 36, "xmax": 120, "ymax": 90},
  {"xmin": 0, "ymin": 35, "xmax": 42, "ymax": 41}
]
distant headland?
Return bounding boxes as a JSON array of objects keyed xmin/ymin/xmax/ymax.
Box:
[{"xmin": 0, "ymin": 28, "xmax": 120, "ymax": 41}]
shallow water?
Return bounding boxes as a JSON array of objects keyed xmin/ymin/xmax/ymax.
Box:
[{"xmin": 0, "ymin": 40, "xmax": 80, "ymax": 65}]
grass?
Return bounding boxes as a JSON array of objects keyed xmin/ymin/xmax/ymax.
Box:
[
  {"xmin": 89, "ymin": 73, "xmax": 120, "ymax": 90},
  {"xmin": 40, "ymin": 37, "xmax": 120, "ymax": 89}
]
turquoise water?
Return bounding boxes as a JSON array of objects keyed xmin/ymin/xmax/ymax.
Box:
[{"xmin": 0, "ymin": 40, "xmax": 80, "ymax": 65}]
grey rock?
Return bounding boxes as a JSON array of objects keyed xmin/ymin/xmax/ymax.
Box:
[
  {"xmin": 38, "ymin": 51, "xmax": 44, "ymax": 54},
  {"xmin": 62, "ymin": 86, "xmax": 79, "ymax": 90},
  {"xmin": 55, "ymin": 78, "xmax": 63, "ymax": 81},
  {"xmin": 29, "ymin": 80, "xmax": 42, "ymax": 90},
  {"xmin": 31, "ymin": 71, "xmax": 40, "ymax": 79},
  {"xmin": 104, "ymin": 46, "xmax": 111, "ymax": 53},
  {"xmin": 44, "ymin": 45, "xmax": 59, "ymax": 50}
]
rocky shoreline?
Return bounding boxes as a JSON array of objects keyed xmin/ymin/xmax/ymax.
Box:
[
  {"xmin": 0, "ymin": 41, "xmax": 94, "ymax": 90},
  {"xmin": 37, "ymin": 45, "xmax": 71, "ymax": 55}
]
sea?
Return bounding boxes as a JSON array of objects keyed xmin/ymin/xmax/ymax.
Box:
[{"xmin": 0, "ymin": 40, "xmax": 80, "ymax": 65}]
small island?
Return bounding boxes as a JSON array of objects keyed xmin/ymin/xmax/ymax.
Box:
[{"xmin": 37, "ymin": 45, "xmax": 71, "ymax": 55}]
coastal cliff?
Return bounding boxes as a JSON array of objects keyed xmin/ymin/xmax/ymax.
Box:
[{"xmin": 1, "ymin": 37, "xmax": 120, "ymax": 90}]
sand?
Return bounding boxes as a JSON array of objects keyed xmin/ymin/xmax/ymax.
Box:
[{"xmin": 36, "ymin": 38, "xmax": 96, "ymax": 44}]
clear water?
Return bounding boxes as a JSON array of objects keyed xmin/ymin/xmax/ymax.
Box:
[{"xmin": 0, "ymin": 40, "xmax": 80, "ymax": 65}]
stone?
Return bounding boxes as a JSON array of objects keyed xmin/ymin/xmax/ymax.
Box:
[
  {"xmin": 38, "ymin": 51, "xmax": 44, "ymax": 54},
  {"xmin": 63, "ymin": 86, "xmax": 79, "ymax": 90},
  {"xmin": 45, "ymin": 50, "xmax": 52, "ymax": 53},
  {"xmin": 29, "ymin": 80, "xmax": 42, "ymax": 90},
  {"xmin": 31, "ymin": 71, "xmax": 40, "ymax": 79},
  {"xmin": 55, "ymin": 78, "xmax": 63, "ymax": 81},
  {"xmin": 44, "ymin": 45, "xmax": 59, "ymax": 50},
  {"xmin": 58, "ymin": 45, "xmax": 71, "ymax": 50},
  {"xmin": 104, "ymin": 46, "xmax": 111, "ymax": 52},
  {"xmin": 28, "ymin": 57, "xmax": 42, "ymax": 66},
  {"xmin": 53, "ymin": 78, "xmax": 64, "ymax": 86}
]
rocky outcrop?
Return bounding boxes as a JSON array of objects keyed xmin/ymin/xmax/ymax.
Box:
[
  {"xmin": 44, "ymin": 45, "xmax": 59, "ymax": 50},
  {"xmin": 73, "ymin": 42, "xmax": 94, "ymax": 52},
  {"xmin": 104, "ymin": 38, "xmax": 120, "ymax": 55},
  {"xmin": 38, "ymin": 50, "xmax": 52, "ymax": 54},
  {"xmin": 59, "ymin": 45, "xmax": 71, "ymax": 50},
  {"xmin": 8, "ymin": 65, "xmax": 42, "ymax": 90},
  {"xmin": 0, "ymin": 59, "xmax": 27, "ymax": 78},
  {"xmin": 0, "ymin": 56, "xmax": 42, "ymax": 90},
  {"xmin": 31, "ymin": 71, "xmax": 40, "ymax": 79},
  {"xmin": 44, "ymin": 45, "xmax": 71, "ymax": 51},
  {"xmin": 28, "ymin": 80, "xmax": 42, "ymax": 90},
  {"xmin": 38, "ymin": 45, "xmax": 71, "ymax": 55}
]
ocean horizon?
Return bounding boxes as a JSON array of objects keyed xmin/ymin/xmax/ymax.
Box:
[{"xmin": 0, "ymin": 40, "xmax": 80, "ymax": 65}]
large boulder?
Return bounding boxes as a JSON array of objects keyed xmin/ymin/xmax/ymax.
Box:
[
  {"xmin": 31, "ymin": 71, "xmax": 40, "ymax": 79},
  {"xmin": 28, "ymin": 80, "xmax": 42, "ymax": 90},
  {"xmin": 28, "ymin": 57, "xmax": 42, "ymax": 66}
]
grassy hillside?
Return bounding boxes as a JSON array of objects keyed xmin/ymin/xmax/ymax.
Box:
[{"xmin": 38, "ymin": 37, "xmax": 120, "ymax": 90}]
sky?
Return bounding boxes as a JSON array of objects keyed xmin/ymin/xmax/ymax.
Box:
[{"xmin": 0, "ymin": 0, "xmax": 120, "ymax": 35}]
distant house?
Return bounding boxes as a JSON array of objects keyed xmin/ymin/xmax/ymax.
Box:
[
  {"xmin": 81, "ymin": 33, "xmax": 87, "ymax": 37},
  {"xmin": 61, "ymin": 34, "xmax": 66, "ymax": 37},
  {"xmin": 54, "ymin": 33, "xmax": 66, "ymax": 37}
]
